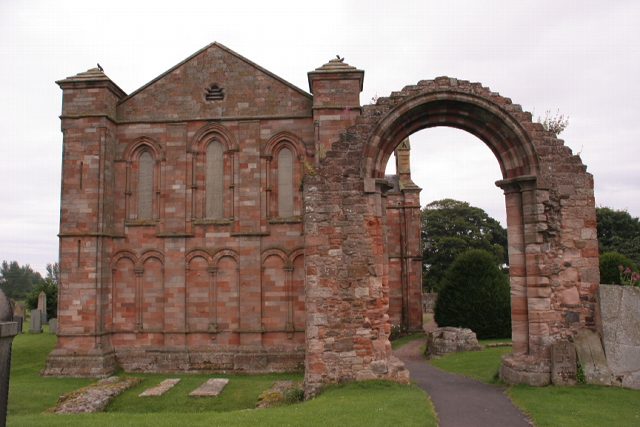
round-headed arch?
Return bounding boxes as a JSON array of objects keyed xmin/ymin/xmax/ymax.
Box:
[{"xmin": 364, "ymin": 90, "xmax": 540, "ymax": 181}]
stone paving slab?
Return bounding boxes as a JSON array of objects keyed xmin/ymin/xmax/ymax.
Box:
[
  {"xmin": 189, "ymin": 378, "xmax": 229, "ymax": 397},
  {"xmin": 139, "ymin": 378, "xmax": 181, "ymax": 397}
]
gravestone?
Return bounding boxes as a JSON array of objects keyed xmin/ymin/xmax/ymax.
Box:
[
  {"xmin": 597, "ymin": 284, "xmax": 640, "ymax": 389},
  {"xmin": 30, "ymin": 309, "xmax": 42, "ymax": 333},
  {"xmin": 139, "ymin": 378, "xmax": 181, "ymax": 397},
  {"xmin": 189, "ymin": 378, "xmax": 229, "ymax": 397},
  {"xmin": 13, "ymin": 302, "xmax": 23, "ymax": 319},
  {"xmin": 14, "ymin": 316, "xmax": 23, "ymax": 334},
  {"xmin": 551, "ymin": 340, "xmax": 577, "ymax": 385},
  {"xmin": 574, "ymin": 329, "xmax": 611, "ymax": 386},
  {"xmin": 37, "ymin": 291, "xmax": 47, "ymax": 324},
  {"xmin": 0, "ymin": 289, "xmax": 18, "ymax": 427},
  {"xmin": 49, "ymin": 318, "xmax": 58, "ymax": 334}
]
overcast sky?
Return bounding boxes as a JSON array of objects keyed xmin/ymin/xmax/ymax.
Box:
[{"xmin": 1, "ymin": 0, "xmax": 639, "ymax": 274}]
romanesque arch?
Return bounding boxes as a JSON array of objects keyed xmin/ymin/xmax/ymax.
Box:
[{"xmin": 304, "ymin": 77, "xmax": 599, "ymax": 395}]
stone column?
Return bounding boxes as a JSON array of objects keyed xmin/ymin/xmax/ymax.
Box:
[{"xmin": 44, "ymin": 67, "xmax": 124, "ymax": 377}]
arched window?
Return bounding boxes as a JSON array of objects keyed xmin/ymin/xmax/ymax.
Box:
[
  {"xmin": 206, "ymin": 141, "xmax": 224, "ymax": 219},
  {"xmin": 277, "ymin": 147, "xmax": 294, "ymax": 218},
  {"xmin": 137, "ymin": 151, "xmax": 154, "ymax": 219}
]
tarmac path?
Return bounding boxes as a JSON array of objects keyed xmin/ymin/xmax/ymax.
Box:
[{"xmin": 394, "ymin": 339, "xmax": 533, "ymax": 427}]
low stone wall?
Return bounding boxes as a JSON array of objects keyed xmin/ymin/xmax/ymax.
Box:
[
  {"xmin": 44, "ymin": 348, "xmax": 304, "ymax": 377},
  {"xmin": 597, "ymin": 284, "xmax": 640, "ymax": 389},
  {"xmin": 116, "ymin": 349, "xmax": 305, "ymax": 373}
]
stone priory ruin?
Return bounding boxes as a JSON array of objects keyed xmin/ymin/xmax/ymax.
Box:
[{"xmin": 45, "ymin": 43, "xmax": 600, "ymax": 396}]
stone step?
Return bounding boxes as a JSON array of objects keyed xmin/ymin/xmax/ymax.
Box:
[
  {"xmin": 139, "ymin": 378, "xmax": 181, "ymax": 397},
  {"xmin": 189, "ymin": 378, "xmax": 229, "ymax": 397}
]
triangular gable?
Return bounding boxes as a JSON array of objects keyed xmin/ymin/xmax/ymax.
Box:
[{"xmin": 117, "ymin": 42, "xmax": 312, "ymax": 122}]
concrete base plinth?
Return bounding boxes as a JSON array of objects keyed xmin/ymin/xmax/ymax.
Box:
[
  {"xmin": 500, "ymin": 353, "xmax": 551, "ymax": 386},
  {"xmin": 42, "ymin": 349, "xmax": 118, "ymax": 377},
  {"xmin": 116, "ymin": 348, "xmax": 304, "ymax": 373}
]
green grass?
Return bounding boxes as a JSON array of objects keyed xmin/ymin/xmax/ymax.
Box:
[
  {"xmin": 11, "ymin": 381, "xmax": 436, "ymax": 427},
  {"xmin": 106, "ymin": 372, "xmax": 302, "ymax": 414},
  {"xmin": 9, "ymin": 332, "xmax": 93, "ymax": 417},
  {"xmin": 509, "ymin": 385, "xmax": 640, "ymax": 427},
  {"xmin": 428, "ymin": 339, "xmax": 511, "ymax": 383},
  {"xmin": 7, "ymin": 329, "xmax": 437, "ymax": 426},
  {"xmin": 391, "ymin": 332, "xmax": 426, "ymax": 350},
  {"xmin": 430, "ymin": 338, "xmax": 640, "ymax": 426}
]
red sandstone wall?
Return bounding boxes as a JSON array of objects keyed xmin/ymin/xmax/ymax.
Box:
[{"xmin": 49, "ymin": 44, "xmax": 318, "ymax": 375}]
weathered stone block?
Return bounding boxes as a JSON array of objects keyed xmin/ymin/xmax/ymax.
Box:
[
  {"xmin": 500, "ymin": 354, "xmax": 550, "ymax": 386},
  {"xmin": 574, "ymin": 329, "xmax": 612, "ymax": 386},
  {"xmin": 426, "ymin": 327, "xmax": 482, "ymax": 358},
  {"xmin": 597, "ymin": 284, "xmax": 640, "ymax": 389},
  {"xmin": 551, "ymin": 340, "xmax": 577, "ymax": 385},
  {"xmin": 189, "ymin": 378, "xmax": 229, "ymax": 397}
]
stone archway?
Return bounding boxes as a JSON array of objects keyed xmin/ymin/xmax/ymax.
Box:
[{"xmin": 304, "ymin": 77, "xmax": 599, "ymax": 395}]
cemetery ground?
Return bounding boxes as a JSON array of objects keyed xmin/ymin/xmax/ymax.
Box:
[
  {"xmin": 7, "ymin": 325, "xmax": 436, "ymax": 426},
  {"xmin": 7, "ymin": 325, "xmax": 640, "ymax": 427}
]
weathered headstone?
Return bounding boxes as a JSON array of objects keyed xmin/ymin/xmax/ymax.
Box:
[
  {"xmin": 189, "ymin": 378, "xmax": 229, "ymax": 397},
  {"xmin": 49, "ymin": 318, "xmax": 58, "ymax": 334},
  {"xmin": 551, "ymin": 340, "xmax": 577, "ymax": 385},
  {"xmin": 574, "ymin": 329, "xmax": 611, "ymax": 386},
  {"xmin": 12, "ymin": 302, "xmax": 23, "ymax": 319},
  {"xmin": 37, "ymin": 291, "xmax": 47, "ymax": 324},
  {"xmin": 0, "ymin": 289, "xmax": 18, "ymax": 427},
  {"xmin": 139, "ymin": 378, "xmax": 181, "ymax": 397},
  {"xmin": 30, "ymin": 309, "xmax": 42, "ymax": 333},
  {"xmin": 14, "ymin": 316, "xmax": 23, "ymax": 334}
]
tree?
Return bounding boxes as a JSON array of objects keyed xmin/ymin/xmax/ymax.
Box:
[
  {"xmin": 434, "ymin": 249, "xmax": 511, "ymax": 339},
  {"xmin": 0, "ymin": 260, "xmax": 43, "ymax": 300},
  {"xmin": 45, "ymin": 262, "xmax": 60, "ymax": 285},
  {"xmin": 422, "ymin": 199, "xmax": 508, "ymax": 292},
  {"xmin": 596, "ymin": 207, "xmax": 640, "ymax": 265}
]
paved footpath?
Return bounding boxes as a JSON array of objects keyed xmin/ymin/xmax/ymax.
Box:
[{"xmin": 394, "ymin": 340, "xmax": 533, "ymax": 427}]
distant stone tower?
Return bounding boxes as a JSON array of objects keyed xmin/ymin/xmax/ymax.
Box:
[{"xmin": 384, "ymin": 139, "xmax": 423, "ymax": 332}]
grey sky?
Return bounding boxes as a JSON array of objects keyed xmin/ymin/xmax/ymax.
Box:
[{"xmin": 1, "ymin": 0, "xmax": 639, "ymax": 273}]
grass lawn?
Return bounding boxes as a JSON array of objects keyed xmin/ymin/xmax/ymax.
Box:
[
  {"xmin": 429, "ymin": 339, "xmax": 640, "ymax": 426},
  {"xmin": 428, "ymin": 339, "xmax": 511, "ymax": 383},
  {"xmin": 509, "ymin": 384, "xmax": 640, "ymax": 427},
  {"xmin": 7, "ymin": 330, "xmax": 437, "ymax": 426},
  {"xmin": 391, "ymin": 332, "xmax": 426, "ymax": 350}
]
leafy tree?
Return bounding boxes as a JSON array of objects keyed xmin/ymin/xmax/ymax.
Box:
[
  {"xmin": 0, "ymin": 260, "xmax": 43, "ymax": 300},
  {"xmin": 25, "ymin": 277, "xmax": 58, "ymax": 320},
  {"xmin": 599, "ymin": 252, "xmax": 637, "ymax": 285},
  {"xmin": 422, "ymin": 199, "xmax": 508, "ymax": 292},
  {"xmin": 434, "ymin": 249, "xmax": 511, "ymax": 339},
  {"xmin": 45, "ymin": 262, "xmax": 60, "ymax": 285},
  {"xmin": 596, "ymin": 207, "xmax": 640, "ymax": 265}
]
